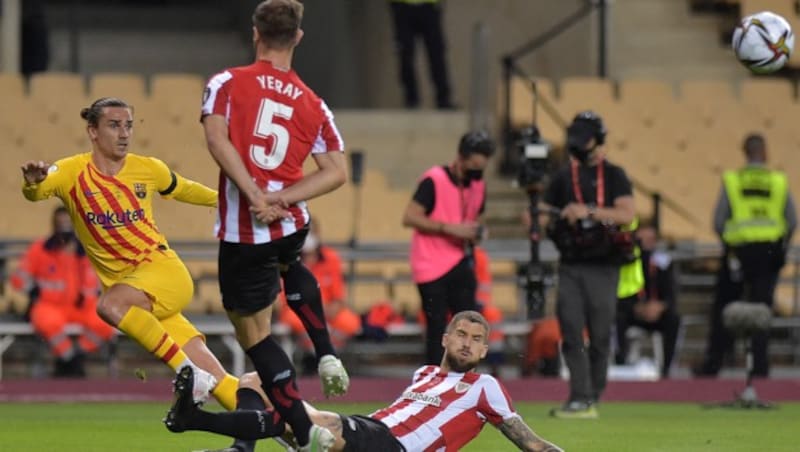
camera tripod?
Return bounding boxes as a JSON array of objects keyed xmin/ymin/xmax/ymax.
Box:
[{"xmin": 522, "ymin": 188, "xmax": 559, "ymax": 320}]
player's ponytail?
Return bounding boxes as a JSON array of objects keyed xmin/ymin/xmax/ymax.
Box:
[{"xmin": 80, "ymin": 97, "xmax": 132, "ymax": 127}]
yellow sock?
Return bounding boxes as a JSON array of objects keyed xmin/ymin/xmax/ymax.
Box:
[
  {"xmin": 212, "ymin": 373, "xmax": 240, "ymax": 411},
  {"xmin": 118, "ymin": 305, "xmax": 189, "ymax": 371}
]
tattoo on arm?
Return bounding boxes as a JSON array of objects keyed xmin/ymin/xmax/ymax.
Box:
[{"xmin": 498, "ymin": 415, "xmax": 562, "ymax": 452}]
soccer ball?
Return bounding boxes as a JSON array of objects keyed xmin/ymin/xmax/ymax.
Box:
[{"xmin": 732, "ymin": 11, "xmax": 794, "ymax": 74}]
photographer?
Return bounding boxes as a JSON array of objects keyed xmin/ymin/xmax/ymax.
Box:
[
  {"xmin": 403, "ymin": 131, "xmax": 494, "ymax": 365},
  {"xmin": 543, "ymin": 112, "xmax": 635, "ymax": 419}
]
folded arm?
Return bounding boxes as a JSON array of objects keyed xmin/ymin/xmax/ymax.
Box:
[
  {"xmin": 274, "ymin": 151, "xmax": 348, "ymax": 206},
  {"xmin": 203, "ymin": 114, "xmax": 269, "ymax": 207}
]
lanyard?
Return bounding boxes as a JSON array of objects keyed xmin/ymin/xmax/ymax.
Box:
[{"xmin": 570, "ymin": 157, "xmax": 605, "ymax": 207}]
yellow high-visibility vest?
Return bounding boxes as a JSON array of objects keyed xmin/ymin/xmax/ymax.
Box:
[
  {"xmin": 617, "ymin": 218, "xmax": 644, "ymax": 299},
  {"xmin": 722, "ymin": 167, "xmax": 788, "ymax": 245}
]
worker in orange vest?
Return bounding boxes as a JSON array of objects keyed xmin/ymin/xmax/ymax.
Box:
[{"xmin": 11, "ymin": 206, "xmax": 115, "ymax": 377}]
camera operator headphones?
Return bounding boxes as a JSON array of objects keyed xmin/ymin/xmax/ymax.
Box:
[
  {"xmin": 568, "ymin": 111, "xmax": 607, "ymax": 146},
  {"xmin": 458, "ymin": 130, "xmax": 495, "ymax": 157}
]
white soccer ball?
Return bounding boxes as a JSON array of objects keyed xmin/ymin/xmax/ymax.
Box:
[{"xmin": 732, "ymin": 11, "xmax": 794, "ymax": 74}]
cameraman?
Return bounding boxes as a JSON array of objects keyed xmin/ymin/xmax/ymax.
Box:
[
  {"xmin": 403, "ymin": 131, "xmax": 494, "ymax": 365},
  {"xmin": 544, "ymin": 112, "xmax": 635, "ymax": 419}
]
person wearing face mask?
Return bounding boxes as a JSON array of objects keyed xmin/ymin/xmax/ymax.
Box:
[
  {"xmin": 10, "ymin": 206, "xmax": 115, "ymax": 377},
  {"xmin": 542, "ymin": 111, "xmax": 635, "ymax": 418},
  {"xmin": 403, "ymin": 130, "xmax": 495, "ymax": 365}
]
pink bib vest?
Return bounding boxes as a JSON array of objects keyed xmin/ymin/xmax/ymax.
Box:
[{"xmin": 410, "ymin": 166, "xmax": 485, "ymax": 283}]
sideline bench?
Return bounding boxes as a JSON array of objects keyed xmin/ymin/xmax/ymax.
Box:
[
  {"xmin": 0, "ymin": 317, "xmax": 534, "ymax": 380},
  {"xmin": 0, "ymin": 318, "xmax": 292, "ymax": 380}
]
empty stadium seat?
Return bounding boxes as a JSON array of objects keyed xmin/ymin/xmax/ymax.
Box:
[
  {"xmin": 739, "ymin": 78, "xmax": 795, "ymax": 129},
  {"xmin": 29, "ymin": 72, "xmax": 88, "ymax": 129},
  {"xmin": 505, "ymin": 76, "xmax": 559, "ymax": 132},
  {"xmin": 0, "ymin": 73, "xmax": 26, "ymax": 98},
  {"xmin": 89, "ymin": 73, "xmax": 147, "ymax": 106},
  {"xmin": 150, "ymin": 73, "xmax": 205, "ymax": 127},
  {"xmin": 618, "ymin": 79, "xmax": 676, "ymax": 128},
  {"xmin": 557, "ymin": 77, "xmax": 616, "ymax": 118}
]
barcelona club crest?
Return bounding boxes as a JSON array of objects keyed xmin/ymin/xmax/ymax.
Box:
[{"xmin": 134, "ymin": 183, "xmax": 147, "ymax": 199}]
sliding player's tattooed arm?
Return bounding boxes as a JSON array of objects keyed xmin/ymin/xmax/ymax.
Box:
[{"xmin": 497, "ymin": 414, "xmax": 563, "ymax": 452}]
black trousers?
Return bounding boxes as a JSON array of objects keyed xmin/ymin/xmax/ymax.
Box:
[
  {"xmin": 390, "ymin": 1, "xmax": 451, "ymax": 108},
  {"xmin": 700, "ymin": 242, "xmax": 783, "ymax": 377},
  {"xmin": 417, "ymin": 257, "xmax": 477, "ymax": 365},
  {"xmin": 614, "ymin": 295, "xmax": 681, "ymax": 377},
  {"xmin": 557, "ymin": 263, "xmax": 619, "ymax": 403}
]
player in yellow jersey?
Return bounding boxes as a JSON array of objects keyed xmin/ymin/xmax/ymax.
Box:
[{"xmin": 20, "ymin": 97, "xmax": 239, "ymax": 408}]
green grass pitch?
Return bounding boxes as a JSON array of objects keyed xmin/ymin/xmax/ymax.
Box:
[{"xmin": 0, "ymin": 401, "xmax": 796, "ymax": 451}]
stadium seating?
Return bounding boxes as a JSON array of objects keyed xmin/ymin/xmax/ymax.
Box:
[
  {"xmin": 5, "ymin": 70, "xmax": 800, "ymax": 319},
  {"xmin": 89, "ymin": 73, "xmax": 148, "ymax": 106}
]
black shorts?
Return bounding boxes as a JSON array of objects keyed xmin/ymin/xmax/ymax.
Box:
[
  {"xmin": 341, "ymin": 415, "xmax": 405, "ymax": 452},
  {"xmin": 218, "ymin": 228, "xmax": 308, "ymax": 315}
]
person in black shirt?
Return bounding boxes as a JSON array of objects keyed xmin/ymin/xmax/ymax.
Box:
[
  {"xmin": 403, "ymin": 131, "xmax": 494, "ymax": 365},
  {"xmin": 389, "ymin": 0, "xmax": 454, "ymax": 109},
  {"xmin": 544, "ymin": 111, "xmax": 635, "ymax": 419},
  {"xmin": 614, "ymin": 222, "xmax": 681, "ymax": 378}
]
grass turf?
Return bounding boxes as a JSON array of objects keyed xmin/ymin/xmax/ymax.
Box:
[{"xmin": 0, "ymin": 401, "xmax": 796, "ymax": 451}]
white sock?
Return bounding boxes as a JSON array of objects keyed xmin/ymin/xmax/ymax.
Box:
[{"xmin": 174, "ymin": 357, "xmax": 195, "ymax": 373}]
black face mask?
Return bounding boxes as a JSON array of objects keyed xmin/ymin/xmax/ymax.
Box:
[
  {"xmin": 464, "ymin": 169, "xmax": 484, "ymax": 182},
  {"xmin": 568, "ymin": 144, "xmax": 596, "ymax": 163}
]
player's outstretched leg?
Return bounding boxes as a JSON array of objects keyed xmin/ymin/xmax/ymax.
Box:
[
  {"xmin": 165, "ymin": 367, "xmax": 302, "ymax": 444},
  {"xmin": 282, "ymin": 262, "xmax": 349, "ymax": 397},
  {"xmin": 164, "ymin": 366, "xmax": 201, "ymax": 433}
]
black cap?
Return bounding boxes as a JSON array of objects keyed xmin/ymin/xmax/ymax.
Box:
[
  {"xmin": 566, "ymin": 111, "xmax": 606, "ymax": 147},
  {"xmin": 458, "ymin": 130, "xmax": 495, "ymax": 157}
]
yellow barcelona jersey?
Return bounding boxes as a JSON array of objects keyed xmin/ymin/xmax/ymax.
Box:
[{"xmin": 22, "ymin": 152, "xmax": 216, "ymax": 287}]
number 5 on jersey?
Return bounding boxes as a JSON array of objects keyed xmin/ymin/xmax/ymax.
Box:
[{"xmin": 251, "ymin": 98, "xmax": 293, "ymax": 170}]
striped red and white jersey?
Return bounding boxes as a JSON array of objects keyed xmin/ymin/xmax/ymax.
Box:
[
  {"xmin": 371, "ymin": 365, "xmax": 517, "ymax": 451},
  {"xmin": 202, "ymin": 60, "xmax": 344, "ymax": 244}
]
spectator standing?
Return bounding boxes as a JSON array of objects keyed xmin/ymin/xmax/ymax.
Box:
[
  {"xmin": 403, "ymin": 131, "xmax": 494, "ymax": 365},
  {"xmin": 695, "ymin": 133, "xmax": 796, "ymax": 378},
  {"xmin": 389, "ymin": 0, "xmax": 454, "ymax": 109}
]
